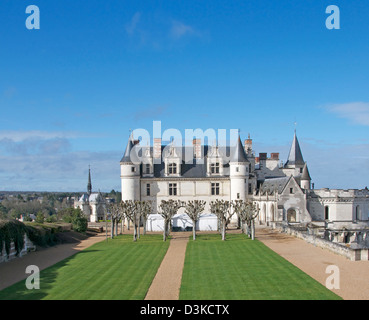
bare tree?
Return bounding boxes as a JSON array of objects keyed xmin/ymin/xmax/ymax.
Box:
[
  {"xmin": 210, "ymin": 200, "xmax": 234, "ymax": 241},
  {"xmin": 106, "ymin": 202, "xmax": 121, "ymax": 239},
  {"xmin": 120, "ymin": 200, "xmax": 140, "ymax": 242},
  {"xmin": 158, "ymin": 200, "xmax": 184, "ymax": 241},
  {"xmin": 184, "ymin": 200, "xmax": 206, "ymax": 241},
  {"xmin": 139, "ymin": 201, "xmax": 152, "ymax": 235},
  {"xmin": 233, "ymin": 200, "xmax": 259, "ymax": 240}
]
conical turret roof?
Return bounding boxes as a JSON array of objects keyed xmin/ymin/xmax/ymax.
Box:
[
  {"xmin": 301, "ymin": 163, "xmax": 311, "ymax": 181},
  {"xmin": 230, "ymin": 135, "xmax": 248, "ymax": 163},
  {"xmin": 285, "ymin": 132, "xmax": 305, "ymax": 167},
  {"xmin": 120, "ymin": 134, "xmax": 134, "ymax": 163}
]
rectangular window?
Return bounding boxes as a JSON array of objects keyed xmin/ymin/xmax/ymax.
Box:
[
  {"xmin": 169, "ymin": 183, "xmax": 177, "ymax": 196},
  {"xmin": 237, "ymin": 193, "xmax": 240, "ymax": 199},
  {"xmin": 168, "ymin": 163, "xmax": 177, "ymax": 174},
  {"xmin": 211, "ymin": 183, "xmax": 220, "ymax": 195},
  {"xmin": 236, "ymin": 167, "xmax": 239, "ymax": 172},
  {"xmin": 145, "ymin": 164, "xmax": 150, "ymax": 174},
  {"xmin": 290, "ymin": 188, "xmax": 293, "ymax": 194},
  {"xmin": 131, "ymin": 167, "xmax": 135, "ymax": 173},
  {"xmin": 211, "ymin": 163, "xmax": 220, "ymax": 174},
  {"xmin": 248, "ymin": 183, "xmax": 252, "ymax": 194},
  {"xmin": 146, "ymin": 184, "xmax": 150, "ymax": 196}
]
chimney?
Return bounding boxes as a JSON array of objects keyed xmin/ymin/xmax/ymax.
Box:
[
  {"xmin": 154, "ymin": 138, "xmax": 162, "ymax": 160},
  {"xmin": 193, "ymin": 138, "xmax": 202, "ymax": 159},
  {"xmin": 259, "ymin": 153, "xmax": 267, "ymax": 161},
  {"xmin": 270, "ymin": 153, "xmax": 279, "ymax": 160},
  {"xmin": 244, "ymin": 134, "xmax": 252, "ymax": 153}
]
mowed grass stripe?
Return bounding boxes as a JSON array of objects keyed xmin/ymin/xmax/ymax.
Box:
[
  {"xmin": 179, "ymin": 233, "xmax": 341, "ymax": 300},
  {"xmin": 0, "ymin": 234, "xmax": 169, "ymax": 300}
]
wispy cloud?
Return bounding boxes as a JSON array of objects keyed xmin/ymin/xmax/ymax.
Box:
[
  {"xmin": 170, "ymin": 20, "xmax": 196, "ymax": 39},
  {"xmin": 132, "ymin": 106, "xmax": 168, "ymax": 121},
  {"xmin": 125, "ymin": 12, "xmax": 141, "ymax": 35},
  {"xmin": 124, "ymin": 13, "xmax": 202, "ymax": 49},
  {"xmin": 324, "ymin": 102, "xmax": 369, "ymax": 126},
  {"xmin": 0, "ymin": 130, "xmax": 94, "ymax": 142}
]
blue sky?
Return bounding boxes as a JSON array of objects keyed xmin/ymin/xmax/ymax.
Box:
[{"xmin": 0, "ymin": 0, "xmax": 368, "ymax": 191}]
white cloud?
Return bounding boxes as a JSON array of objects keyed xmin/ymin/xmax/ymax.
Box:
[
  {"xmin": 0, "ymin": 130, "xmax": 93, "ymax": 142},
  {"xmin": 325, "ymin": 102, "xmax": 369, "ymax": 126},
  {"xmin": 170, "ymin": 20, "xmax": 195, "ymax": 39}
]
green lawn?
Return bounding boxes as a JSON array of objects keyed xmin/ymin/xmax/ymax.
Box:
[
  {"xmin": 179, "ymin": 233, "xmax": 341, "ymax": 300},
  {"xmin": 0, "ymin": 234, "xmax": 169, "ymax": 300}
]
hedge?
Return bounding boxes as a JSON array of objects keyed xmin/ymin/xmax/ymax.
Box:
[
  {"xmin": 0, "ymin": 220, "xmax": 72, "ymax": 257},
  {"xmin": 0, "ymin": 220, "xmax": 28, "ymax": 257}
]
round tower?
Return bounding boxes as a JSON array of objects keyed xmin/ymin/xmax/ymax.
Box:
[
  {"xmin": 300, "ymin": 163, "xmax": 311, "ymax": 190},
  {"xmin": 229, "ymin": 135, "xmax": 249, "ymax": 223},
  {"xmin": 120, "ymin": 135, "xmax": 141, "ymax": 202}
]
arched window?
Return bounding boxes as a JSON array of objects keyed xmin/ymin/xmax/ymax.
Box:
[{"xmin": 287, "ymin": 208, "xmax": 296, "ymax": 222}]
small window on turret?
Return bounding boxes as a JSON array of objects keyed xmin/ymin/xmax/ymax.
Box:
[{"xmin": 131, "ymin": 167, "xmax": 136, "ymax": 173}]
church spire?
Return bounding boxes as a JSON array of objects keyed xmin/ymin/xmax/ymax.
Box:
[{"xmin": 87, "ymin": 165, "xmax": 92, "ymax": 195}]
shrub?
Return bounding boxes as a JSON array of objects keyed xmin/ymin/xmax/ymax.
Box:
[
  {"xmin": 60, "ymin": 208, "xmax": 87, "ymax": 233},
  {"xmin": 35, "ymin": 211, "xmax": 45, "ymax": 224}
]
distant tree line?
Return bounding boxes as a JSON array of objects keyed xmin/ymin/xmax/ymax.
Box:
[{"xmin": 0, "ymin": 192, "xmax": 80, "ymax": 221}]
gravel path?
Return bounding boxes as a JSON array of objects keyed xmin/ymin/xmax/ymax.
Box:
[
  {"xmin": 256, "ymin": 227, "xmax": 369, "ymax": 300},
  {"xmin": 145, "ymin": 232, "xmax": 189, "ymax": 300}
]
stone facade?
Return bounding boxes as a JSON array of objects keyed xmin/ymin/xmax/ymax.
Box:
[{"xmin": 119, "ymin": 131, "xmax": 369, "ymax": 228}]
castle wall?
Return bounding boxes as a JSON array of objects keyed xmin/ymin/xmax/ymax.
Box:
[{"xmin": 140, "ymin": 179, "xmax": 231, "ymax": 214}]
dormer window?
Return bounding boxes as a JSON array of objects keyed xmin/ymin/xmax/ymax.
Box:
[
  {"xmin": 168, "ymin": 163, "xmax": 177, "ymax": 174},
  {"xmin": 211, "ymin": 163, "xmax": 220, "ymax": 174},
  {"xmin": 145, "ymin": 164, "xmax": 150, "ymax": 174}
]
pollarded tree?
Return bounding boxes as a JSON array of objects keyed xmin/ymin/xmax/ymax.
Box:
[
  {"xmin": 210, "ymin": 200, "xmax": 234, "ymax": 241},
  {"xmin": 158, "ymin": 200, "xmax": 184, "ymax": 241},
  {"xmin": 133, "ymin": 200, "xmax": 151, "ymax": 239},
  {"xmin": 139, "ymin": 200, "xmax": 152, "ymax": 235},
  {"xmin": 120, "ymin": 200, "xmax": 140, "ymax": 242},
  {"xmin": 233, "ymin": 200, "xmax": 259, "ymax": 240},
  {"xmin": 184, "ymin": 200, "xmax": 206, "ymax": 241},
  {"xmin": 106, "ymin": 202, "xmax": 121, "ymax": 239}
]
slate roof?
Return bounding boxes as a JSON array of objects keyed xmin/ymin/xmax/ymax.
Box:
[
  {"xmin": 259, "ymin": 176, "xmax": 291, "ymax": 194},
  {"xmin": 284, "ymin": 132, "xmax": 305, "ymax": 167},
  {"xmin": 229, "ymin": 136, "xmax": 249, "ymax": 163},
  {"xmin": 120, "ymin": 138, "xmax": 247, "ymax": 178},
  {"xmin": 301, "ymin": 163, "xmax": 311, "ymax": 180},
  {"xmin": 120, "ymin": 138, "xmax": 135, "ymax": 163}
]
